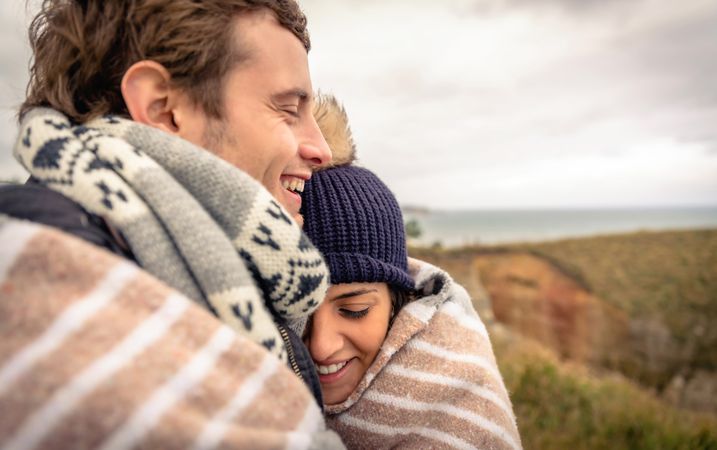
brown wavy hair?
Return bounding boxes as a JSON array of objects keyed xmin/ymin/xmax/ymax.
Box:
[{"xmin": 20, "ymin": 0, "xmax": 311, "ymax": 123}]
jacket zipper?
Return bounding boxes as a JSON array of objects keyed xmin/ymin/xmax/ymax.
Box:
[{"xmin": 277, "ymin": 323, "xmax": 304, "ymax": 382}]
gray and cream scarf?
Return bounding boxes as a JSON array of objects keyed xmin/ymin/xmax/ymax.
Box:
[{"xmin": 14, "ymin": 107, "xmax": 329, "ymax": 362}]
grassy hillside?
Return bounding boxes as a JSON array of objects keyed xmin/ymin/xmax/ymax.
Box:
[
  {"xmin": 416, "ymin": 229, "xmax": 717, "ymax": 388},
  {"xmin": 492, "ymin": 328, "xmax": 717, "ymax": 450},
  {"xmin": 412, "ymin": 228, "xmax": 717, "ymax": 447},
  {"xmin": 502, "ymin": 229, "xmax": 717, "ymax": 384}
]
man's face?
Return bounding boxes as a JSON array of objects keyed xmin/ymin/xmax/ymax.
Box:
[{"xmin": 182, "ymin": 10, "xmax": 331, "ymax": 224}]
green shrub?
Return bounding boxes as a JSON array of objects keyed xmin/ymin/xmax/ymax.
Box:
[{"xmin": 494, "ymin": 332, "xmax": 717, "ymax": 450}]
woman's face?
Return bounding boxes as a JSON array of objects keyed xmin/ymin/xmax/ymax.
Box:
[{"xmin": 304, "ymin": 282, "xmax": 392, "ymax": 405}]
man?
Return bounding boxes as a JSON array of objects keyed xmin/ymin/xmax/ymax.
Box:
[
  {"xmin": 0, "ymin": 1, "xmax": 344, "ymax": 448},
  {"xmin": 20, "ymin": 0, "xmax": 329, "ymax": 224}
]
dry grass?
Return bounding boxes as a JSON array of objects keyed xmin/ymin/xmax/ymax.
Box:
[
  {"xmin": 502, "ymin": 229, "xmax": 717, "ymax": 386},
  {"xmin": 412, "ymin": 228, "xmax": 717, "ymax": 448},
  {"xmin": 492, "ymin": 328, "xmax": 717, "ymax": 450}
]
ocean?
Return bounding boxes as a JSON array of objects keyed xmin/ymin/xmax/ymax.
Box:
[{"xmin": 402, "ymin": 207, "xmax": 717, "ymax": 247}]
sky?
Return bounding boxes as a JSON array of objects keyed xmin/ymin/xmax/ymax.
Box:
[{"xmin": 1, "ymin": 0, "xmax": 716, "ymax": 209}]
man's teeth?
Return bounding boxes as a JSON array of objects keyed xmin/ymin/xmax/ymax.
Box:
[
  {"xmin": 282, "ymin": 178, "xmax": 305, "ymax": 193},
  {"xmin": 316, "ymin": 360, "xmax": 348, "ymax": 375}
]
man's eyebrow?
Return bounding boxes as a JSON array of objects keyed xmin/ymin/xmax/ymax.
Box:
[
  {"xmin": 330, "ymin": 288, "xmax": 378, "ymax": 302},
  {"xmin": 272, "ymin": 88, "xmax": 309, "ymax": 101}
]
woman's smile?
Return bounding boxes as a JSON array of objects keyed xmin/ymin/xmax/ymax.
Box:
[{"xmin": 315, "ymin": 358, "xmax": 354, "ymax": 383}]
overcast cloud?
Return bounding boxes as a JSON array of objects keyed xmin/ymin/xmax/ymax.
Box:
[
  {"xmin": 2, "ymin": 0, "xmax": 716, "ymax": 209},
  {"xmin": 302, "ymin": 0, "xmax": 717, "ymax": 208}
]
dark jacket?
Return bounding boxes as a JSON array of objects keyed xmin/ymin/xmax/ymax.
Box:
[{"xmin": 0, "ymin": 180, "xmax": 323, "ymax": 407}]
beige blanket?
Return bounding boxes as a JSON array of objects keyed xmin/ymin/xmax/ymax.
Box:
[
  {"xmin": 0, "ymin": 217, "xmax": 343, "ymax": 449},
  {"xmin": 325, "ymin": 259, "xmax": 522, "ymax": 450}
]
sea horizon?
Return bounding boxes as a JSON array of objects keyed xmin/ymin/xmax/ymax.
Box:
[{"xmin": 402, "ymin": 205, "xmax": 717, "ymax": 247}]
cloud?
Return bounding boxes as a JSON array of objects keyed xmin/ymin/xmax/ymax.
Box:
[
  {"xmin": 302, "ymin": 0, "xmax": 717, "ymax": 207},
  {"xmin": 2, "ymin": 1, "xmax": 715, "ymax": 207}
]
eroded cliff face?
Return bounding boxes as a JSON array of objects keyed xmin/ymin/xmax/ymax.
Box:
[
  {"xmin": 474, "ymin": 252, "xmax": 630, "ymax": 368},
  {"xmin": 415, "ymin": 250, "xmax": 629, "ymax": 368},
  {"xmin": 412, "ymin": 248, "xmax": 717, "ymax": 414}
]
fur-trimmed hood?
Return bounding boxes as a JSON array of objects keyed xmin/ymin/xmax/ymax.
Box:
[{"xmin": 313, "ymin": 93, "xmax": 357, "ymax": 168}]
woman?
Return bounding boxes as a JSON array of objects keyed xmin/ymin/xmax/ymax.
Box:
[{"xmin": 300, "ymin": 98, "xmax": 522, "ymax": 448}]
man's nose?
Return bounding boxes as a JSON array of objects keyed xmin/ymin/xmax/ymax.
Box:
[
  {"xmin": 306, "ymin": 309, "xmax": 343, "ymax": 363},
  {"xmin": 299, "ymin": 115, "xmax": 332, "ymax": 168}
]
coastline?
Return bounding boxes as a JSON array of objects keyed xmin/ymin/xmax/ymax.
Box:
[{"xmin": 403, "ymin": 206, "xmax": 717, "ymax": 247}]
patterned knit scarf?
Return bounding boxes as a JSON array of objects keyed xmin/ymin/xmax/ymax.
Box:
[{"xmin": 14, "ymin": 107, "xmax": 329, "ymax": 362}]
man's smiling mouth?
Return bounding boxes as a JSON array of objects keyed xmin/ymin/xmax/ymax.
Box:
[{"xmin": 281, "ymin": 177, "xmax": 305, "ymax": 194}]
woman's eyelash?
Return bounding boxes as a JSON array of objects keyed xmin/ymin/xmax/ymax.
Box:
[{"xmin": 340, "ymin": 308, "xmax": 369, "ymax": 319}]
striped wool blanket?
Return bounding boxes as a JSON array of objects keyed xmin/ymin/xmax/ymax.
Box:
[
  {"xmin": 0, "ymin": 216, "xmax": 343, "ymax": 450},
  {"xmin": 325, "ymin": 259, "xmax": 522, "ymax": 450}
]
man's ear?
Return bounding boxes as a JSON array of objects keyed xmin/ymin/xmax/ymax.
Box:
[{"xmin": 121, "ymin": 60, "xmax": 181, "ymax": 134}]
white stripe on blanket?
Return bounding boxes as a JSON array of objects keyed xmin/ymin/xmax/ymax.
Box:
[
  {"xmin": 192, "ymin": 352, "xmax": 280, "ymax": 450},
  {"xmin": 440, "ymin": 301, "xmax": 489, "ymax": 340},
  {"xmin": 5, "ymin": 292, "xmax": 188, "ymax": 450},
  {"xmin": 100, "ymin": 325, "xmax": 237, "ymax": 450},
  {"xmin": 406, "ymin": 339, "xmax": 504, "ymax": 383},
  {"xmin": 383, "ymin": 364, "xmax": 515, "ymax": 422},
  {"xmin": 0, "ymin": 262, "xmax": 138, "ymax": 396},
  {"xmin": 285, "ymin": 400, "xmax": 325, "ymax": 450},
  {"xmin": 363, "ymin": 391, "xmax": 521, "ymax": 450},
  {"xmin": 338, "ymin": 414, "xmax": 474, "ymax": 450},
  {"xmin": 0, "ymin": 220, "xmax": 40, "ymax": 283},
  {"xmin": 404, "ymin": 301, "xmax": 435, "ymax": 323}
]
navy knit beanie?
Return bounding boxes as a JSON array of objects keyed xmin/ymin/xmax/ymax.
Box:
[{"xmin": 301, "ymin": 166, "xmax": 414, "ymax": 291}]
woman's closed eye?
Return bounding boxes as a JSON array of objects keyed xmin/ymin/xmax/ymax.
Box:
[{"xmin": 339, "ymin": 307, "xmax": 369, "ymax": 319}]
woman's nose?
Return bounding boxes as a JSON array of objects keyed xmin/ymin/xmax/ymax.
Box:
[{"xmin": 306, "ymin": 308, "xmax": 343, "ymax": 362}]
